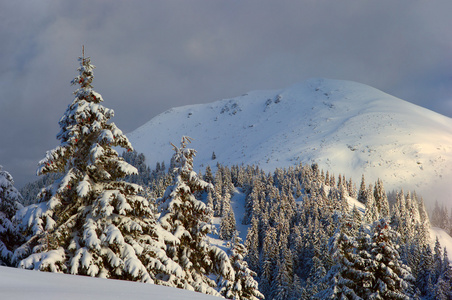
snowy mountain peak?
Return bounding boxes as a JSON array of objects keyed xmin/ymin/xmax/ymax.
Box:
[{"xmin": 128, "ymin": 78, "xmax": 452, "ymax": 205}]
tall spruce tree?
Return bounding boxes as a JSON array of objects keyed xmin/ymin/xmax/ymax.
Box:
[
  {"xmin": 433, "ymin": 237, "xmax": 443, "ymax": 283},
  {"xmin": 373, "ymin": 179, "xmax": 390, "ymax": 219},
  {"xmin": 438, "ymin": 247, "xmax": 452, "ymax": 299},
  {"xmin": 0, "ymin": 166, "xmax": 24, "ymax": 265},
  {"xmin": 13, "ymin": 53, "xmax": 183, "ymax": 284},
  {"xmin": 157, "ymin": 136, "xmax": 234, "ymax": 295},
  {"xmin": 357, "ymin": 174, "xmax": 367, "ymax": 204},
  {"xmin": 316, "ymin": 213, "xmax": 364, "ymax": 300},
  {"xmin": 363, "ymin": 184, "xmax": 379, "ymax": 224},
  {"xmin": 416, "ymin": 244, "xmax": 435, "ymax": 298},
  {"xmin": 244, "ymin": 216, "xmax": 260, "ymax": 272},
  {"xmin": 367, "ymin": 219, "xmax": 414, "ymax": 299},
  {"xmin": 390, "ymin": 190, "xmax": 413, "ymax": 244},
  {"xmin": 218, "ymin": 232, "xmax": 263, "ymax": 300},
  {"xmin": 219, "ymin": 207, "xmax": 237, "ymax": 240},
  {"xmin": 415, "ymin": 195, "xmax": 431, "ymax": 246}
]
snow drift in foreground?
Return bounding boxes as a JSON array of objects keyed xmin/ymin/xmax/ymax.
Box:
[
  {"xmin": 0, "ymin": 266, "xmax": 218, "ymax": 300},
  {"xmin": 128, "ymin": 78, "xmax": 452, "ymax": 205}
]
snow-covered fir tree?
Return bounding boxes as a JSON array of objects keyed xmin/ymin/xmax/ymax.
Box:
[
  {"xmin": 301, "ymin": 252, "xmax": 328, "ymax": 299},
  {"xmin": 259, "ymin": 226, "xmax": 278, "ymax": 298},
  {"xmin": 218, "ymin": 231, "xmax": 264, "ymax": 300},
  {"xmin": 367, "ymin": 219, "xmax": 414, "ymax": 299},
  {"xmin": 434, "ymin": 276, "xmax": 450, "ymax": 300},
  {"xmin": 272, "ymin": 243, "xmax": 295, "ymax": 300},
  {"xmin": 363, "ymin": 184, "xmax": 379, "ymax": 224},
  {"xmin": 13, "ymin": 53, "xmax": 183, "ymax": 284},
  {"xmin": 415, "ymin": 244, "xmax": 435, "ymax": 298},
  {"xmin": 436, "ymin": 247, "xmax": 452, "ymax": 299},
  {"xmin": 373, "ymin": 178, "xmax": 390, "ymax": 219},
  {"xmin": 433, "ymin": 248, "xmax": 452, "ymax": 300},
  {"xmin": 357, "ymin": 174, "xmax": 367, "ymax": 204},
  {"xmin": 0, "ymin": 166, "xmax": 24, "ymax": 265},
  {"xmin": 244, "ymin": 216, "xmax": 260, "ymax": 272},
  {"xmin": 219, "ymin": 207, "xmax": 237, "ymax": 240},
  {"xmin": 316, "ymin": 213, "xmax": 366, "ymax": 299},
  {"xmin": 157, "ymin": 136, "xmax": 234, "ymax": 296},
  {"xmin": 414, "ymin": 194, "xmax": 431, "ymax": 247}
]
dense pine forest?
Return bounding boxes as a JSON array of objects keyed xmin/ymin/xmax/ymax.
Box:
[
  {"xmin": 1, "ymin": 54, "xmax": 451, "ymax": 299},
  {"xmin": 12, "ymin": 149, "xmax": 452, "ymax": 299},
  {"xmin": 122, "ymin": 152, "xmax": 452, "ymax": 299}
]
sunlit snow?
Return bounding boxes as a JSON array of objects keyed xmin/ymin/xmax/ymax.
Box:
[
  {"xmin": 128, "ymin": 78, "xmax": 452, "ymax": 207},
  {"xmin": 0, "ymin": 266, "xmax": 218, "ymax": 300}
]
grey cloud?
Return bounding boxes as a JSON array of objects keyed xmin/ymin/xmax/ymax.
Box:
[{"xmin": 1, "ymin": 0, "xmax": 451, "ymax": 187}]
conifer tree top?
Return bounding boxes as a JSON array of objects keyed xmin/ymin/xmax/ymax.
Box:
[{"xmin": 37, "ymin": 51, "xmax": 134, "ymax": 179}]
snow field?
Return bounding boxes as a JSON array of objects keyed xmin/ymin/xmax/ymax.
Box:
[
  {"xmin": 128, "ymin": 78, "xmax": 452, "ymax": 208},
  {"xmin": 0, "ymin": 266, "xmax": 219, "ymax": 300}
]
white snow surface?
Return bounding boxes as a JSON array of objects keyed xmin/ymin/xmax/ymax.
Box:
[
  {"xmin": 209, "ymin": 187, "xmax": 249, "ymax": 253},
  {"xmin": 0, "ymin": 266, "xmax": 219, "ymax": 300},
  {"xmin": 430, "ymin": 227, "xmax": 452, "ymax": 263},
  {"xmin": 128, "ymin": 78, "xmax": 452, "ymax": 206}
]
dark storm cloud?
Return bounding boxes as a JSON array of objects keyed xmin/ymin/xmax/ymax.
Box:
[{"xmin": 1, "ymin": 0, "xmax": 451, "ymax": 187}]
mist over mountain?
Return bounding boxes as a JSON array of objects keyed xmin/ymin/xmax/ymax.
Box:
[{"xmin": 128, "ymin": 78, "xmax": 452, "ymax": 206}]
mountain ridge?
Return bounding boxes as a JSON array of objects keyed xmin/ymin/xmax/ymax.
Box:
[{"xmin": 128, "ymin": 78, "xmax": 452, "ymax": 206}]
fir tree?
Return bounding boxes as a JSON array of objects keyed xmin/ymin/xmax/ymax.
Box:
[
  {"xmin": 218, "ymin": 232, "xmax": 264, "ymax": 300},
  {"xmin": 316, "ymin": 213, "xmax": 364, "ymax": 300},
  {"xmin": 415, "ymin": 195, "xmax": 431, "ymax": 246},
  {"xmin": 391, "ymin": 190, "xmax": 414, "ymax": 244},
  {"xmin": 204, "ymin": 165, "xmax": 214, "ymax": 184},
  {"xmin": 373, "ymin": 179, "xmax": 390, "ymax": 219},
  {"xmin": 158, "ymin": 136, "xmax": 233, "ymax": 295},
  {"xmin": 363, "ymin": 184, "xmax": 379, "ymax": 224},
  {"xmin": 405, "ymin": 192, "xmax": 420, "ymax": 231},
  {"xmin": 302, "ymin": 253, "xmax": 328, "ymax": 299},
  {"xmin": 0, "ymin": 166, "xmax": 24, "ymax": 265},
  {"xmin": 219, "ymin": 207, "xmax": 237, "ymax": 240},
  {"xmin": 433, "ymin": 237, "xmax": 443, "ymax": 282},
  {"xmin": 441, "ymin": 247, "xmax": 452, "ymax": 285},
  {"xmin": 367, "ymin": 219, "xmax": 414, "ymax": 299},
  {"xmin": 243, "ymin": 179, "xmax": 263, "ymax": 225},
  {"xmin": 438, "ymin": 247, "xmax": 452, "ymax": 299},
  {"xmin": 434, "ymin": 277, "xmax": 450, "ymax": 300},
  {"xmin": 244, "ymin": 216, "xmax": 260, "ymax": 272},
  {"xmin": 357, "ymin": 174, "xmax": 366, "ymax": 204},
  {"xmin": 415, "ymin": 244, "xmax": 435, "ymax": 298},
  {"xmin": 272, "ymin": 244, "xmax": 294, "ymax": 300},
  {"xmin": 347, "ymin": 178, "xmax": 357, "ymax": 199},
  {"xmin": 206, "ymin": 189, "xmax": 214, "ymax": 212},
  {"xmin": 351, "ymin": 205, "xmax": 363, "ymax": 232},
  {"xmin": 259, "ymin": 226, "xmax": 278, "ymax": 298},
  {"xmin": 14, "ymin": 53, "xmax": 181, "ymax": 284}
]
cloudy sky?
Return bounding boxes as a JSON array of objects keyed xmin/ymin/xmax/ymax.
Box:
[{"xmin": 1, "ymin": 0, "xmax": 452, "ymax": 187}]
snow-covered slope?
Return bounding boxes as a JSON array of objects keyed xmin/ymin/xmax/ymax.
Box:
[
  {"xmin": 0, "ymin": 266, "xmax": 218, "ymax": 300},
  {"xmin": 431, "ymin": 227, "xmax": 452, "ymax": 263},
  {"xmin": 129, "ymin": 78, "xmax": 452, "ymax": 205}
]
